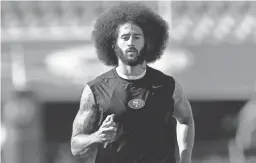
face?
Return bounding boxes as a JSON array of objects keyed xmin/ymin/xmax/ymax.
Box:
[{"xmin": 115, "ymin": 23, "xmax": 145, "ymax": 66}]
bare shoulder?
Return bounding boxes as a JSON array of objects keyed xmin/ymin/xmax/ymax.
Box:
[
  {"xmin": 172, "ymin": 79, "xmax": 193, "ymax": 124},
  {"xmin": 172, "ymin": 78, "xmax": 185, "ymax": 103},
  {"xmin": 172, "ymin": 78, "xmax": 189, "ymax": 106},
  {"xmin": 80, "ymin": 84, "xmax": 96, "ymax": 110},
  {"xmin": 72, "ymin": 84, "xmax": 99, "ymax": 137}
]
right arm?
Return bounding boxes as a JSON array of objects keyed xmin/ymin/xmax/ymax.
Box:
[
  {"xmin": 70, "ymin": 84, "xmax": 100, "ymax": 159},
  {"xmin": 71, "ymin": 84, "xmax": 117, "ymax": 159}
]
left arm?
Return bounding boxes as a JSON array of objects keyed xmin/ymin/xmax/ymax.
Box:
[{"xmin": 172, "ymin": 80, "xmax": 195, "ymax": 163}]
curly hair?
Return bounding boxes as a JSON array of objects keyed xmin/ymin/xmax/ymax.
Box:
[{"xmin": 92, "ymin": 2, "xmax": 169, "ymax": 66}]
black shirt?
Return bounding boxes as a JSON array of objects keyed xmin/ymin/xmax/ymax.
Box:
[{"xmin": 88, "ymin": 66, "xmax": 176, "ymax": 163}]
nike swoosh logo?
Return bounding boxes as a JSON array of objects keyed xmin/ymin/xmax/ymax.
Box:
[{"xmin": 152, "ymin": 85, "xmax": 163, "ymax": 89}]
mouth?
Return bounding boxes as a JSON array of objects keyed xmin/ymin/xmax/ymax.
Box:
[
  {"xmin": 127, "ymin": 51, "xmax": 136, "ymax": 53},
  {"xmin": 126, "ymin": 49, "xmax": 137, "ymax": 53}
]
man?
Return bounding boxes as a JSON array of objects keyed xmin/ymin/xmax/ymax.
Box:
[{"xmin": 71, "ymin": 2, "xmax": 194, "ymax": 163}]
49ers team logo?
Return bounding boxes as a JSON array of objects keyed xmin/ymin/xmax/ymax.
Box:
[{"xmin": 128, "ymin": 99, "xmax": 145, "ymax": 109}]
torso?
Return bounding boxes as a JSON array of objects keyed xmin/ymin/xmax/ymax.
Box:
[{"xmin": 88, "ymin": 66, "xmax": 176, "ymax": 163}]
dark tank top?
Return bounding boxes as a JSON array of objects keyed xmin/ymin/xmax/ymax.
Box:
[{"xmin": 88, "ymin": 66, "xmax": 176, "ymax": 163}]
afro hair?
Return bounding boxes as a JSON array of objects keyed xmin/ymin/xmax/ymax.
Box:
[{"xmin": 92, "ymin": 2, "xmax": 169, "ymax": 66}]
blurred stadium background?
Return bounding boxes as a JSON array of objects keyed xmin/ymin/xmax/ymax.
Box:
[{"xmin": 1, "ymin": 1, "xmax": 256, "ymax": 163}]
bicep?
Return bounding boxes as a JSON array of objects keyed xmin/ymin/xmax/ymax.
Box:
[
  {"xmin": 172, "ymin": 80, "xmax": 193, "ymax": 124},
  {"xmin": 72, "ymin": 84, "xmax": 99, "ymax": 137}
]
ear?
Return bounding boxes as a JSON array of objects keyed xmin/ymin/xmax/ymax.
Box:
[
  {"xmin": 112, "ymin": 43, "xmax": 117, "ymax": 49},
  {"xmin": 146, "ymin": 44, "xmax": 150, "ymax": 50},
  {"xmin": 143, "ymin": 37, "xmax": 150, "ymax": 50},
  {"xmin": 112, "ymin": 40, "xmax": 117, "ymax": 49},
  {"xmin": 145, "ymin": 38, "xmax": 154, "ymax": 51}
]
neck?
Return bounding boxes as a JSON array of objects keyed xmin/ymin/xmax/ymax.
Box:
[{"xmin": 116, "ymin": 60, "xmax": 146, "ymax": 76}]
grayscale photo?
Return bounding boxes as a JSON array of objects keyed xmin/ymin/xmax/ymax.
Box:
[{"xmin": 1, "ymin": 1, "xmax": 256, "ymax": 163}]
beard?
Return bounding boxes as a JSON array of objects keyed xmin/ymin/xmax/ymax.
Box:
[{"xmin": 115, "ymin": 46, "xmax": 146, "ymax": 66}]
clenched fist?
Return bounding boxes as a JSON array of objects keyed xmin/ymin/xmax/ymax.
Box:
[{"xmin": 94, "ymin": 114, "xmax": 119, "ymax": 145}]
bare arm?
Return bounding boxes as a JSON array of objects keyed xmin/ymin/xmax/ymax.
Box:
[
  {"xmin": 172, "ymin": 80, "xmax": 195, "ymax": 163},
  {"xmin": 71, "ymin": 84, "xmax": 100, "ymax": 159}
]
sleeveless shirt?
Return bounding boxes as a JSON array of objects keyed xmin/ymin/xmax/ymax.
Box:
[{"xmin": 88, "ymin": 66, "xmax": 176, "ymax": 163}]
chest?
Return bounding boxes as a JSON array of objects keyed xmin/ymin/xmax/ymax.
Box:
[{"xmin": 96, "ymin": 82, "xmax": 174, "ymax": 128}]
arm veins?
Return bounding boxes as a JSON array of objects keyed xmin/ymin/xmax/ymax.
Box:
[
  {"xmin": 172, "ymin": 79, "xmax": 192, "ymax": 124},
  {"xmin": 173, "ymin": 80, "xmax": 186, "ymax": 104},
  {"xmin": 72, "ymin": 84, "xmax": 98, "ymax": 137}
]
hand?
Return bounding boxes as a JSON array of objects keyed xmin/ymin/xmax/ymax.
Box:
[
  {"xmin": 180, "ymin": 149, "xmax": 192, "ymax": 163},
  {"xmin": 94, "ymin": 114, "xmax": 118, "ymax": 144}
]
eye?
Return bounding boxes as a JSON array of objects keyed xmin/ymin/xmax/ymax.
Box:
[
  {"xmin": 124, "ymin": 37, "xmax": 129, "ymax": 40},
  {"xmin": 121, "ymin": 36, "xmax": 129, "ymax": 40}
]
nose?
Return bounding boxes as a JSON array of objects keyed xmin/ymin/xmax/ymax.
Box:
[{"xmin": 127, "ymin": 36, "xmax": 135, "ymax": 47}]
